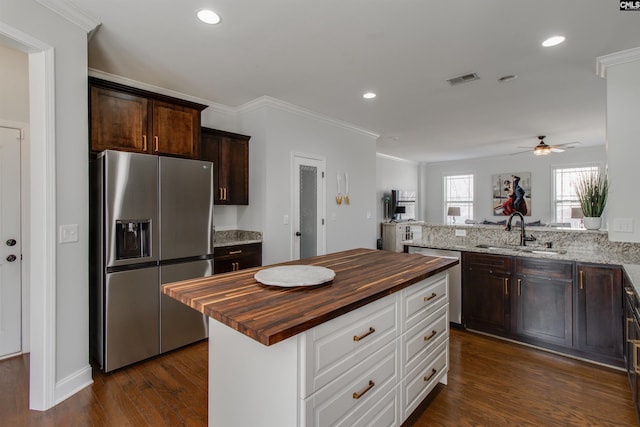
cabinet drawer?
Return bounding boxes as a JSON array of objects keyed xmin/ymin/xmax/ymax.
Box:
[
  {"xmin": 214, "ymin": 242, "xmax": 262, "ymax": 258},
  {"xmin": 403, "ymin": 272, "xmax": 447, "ymax": 331},
  {"xmin": 402, "ymin": 340, "xmax": 448, "ymax": 418},
  {"xmin": 516, "ymin": 257, "xmax": 573, "ymax": 279},
  {"xmin": 336, "ymin": 385, "xmax": 398, "ymax": 427},
  {"xmin": 300, "ymin": 294, "xmax": 398, "ymax": 397},
  {"xmin": 464, "ymin": 252, "xmax": 512, "ymax": 272},
  {"xmin": 302, "ymin": 341, "xmax": 397, "ymax": 427},
  {"xmin": 401, "ymin": 305, "xmax": 448, "ymax": 376}
]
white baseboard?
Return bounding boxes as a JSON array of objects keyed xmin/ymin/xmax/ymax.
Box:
[{"xmin": 54, "ymin": 365, "xmax": 93, "ymax": 405}]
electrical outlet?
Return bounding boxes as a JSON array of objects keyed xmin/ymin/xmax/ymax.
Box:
[{"xmin": 455, "ymin": 229, "xmax": 466, "ymax": 237}]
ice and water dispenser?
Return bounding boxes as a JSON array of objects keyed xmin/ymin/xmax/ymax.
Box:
[{"xmin": 115, "ymin": 220, "xmax": 151, "ymax": 259}]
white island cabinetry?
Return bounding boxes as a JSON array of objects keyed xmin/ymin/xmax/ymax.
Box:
[{"xmin": 208, "ymin": 271, "xmax": 449, "ymax": 427}]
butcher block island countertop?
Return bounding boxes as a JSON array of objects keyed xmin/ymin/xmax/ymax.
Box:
[{"xmin": 162, "ymin": 247, "xmax": 457, "ymax": 346}]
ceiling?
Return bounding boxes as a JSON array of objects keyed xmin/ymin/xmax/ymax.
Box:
[{"xmin": 68, "ymin": 1, "xmax": 640, "ymax": 162}]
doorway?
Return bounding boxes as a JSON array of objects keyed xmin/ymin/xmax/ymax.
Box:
[
  {"xmin": 292, "ymin": 154, "xmax": 326, "ymax": 260},
  {"xmin": 0, "ymin": 126, "xmax": 22, "ymax": 359}
]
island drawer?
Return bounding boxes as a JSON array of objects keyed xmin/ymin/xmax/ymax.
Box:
[
  {"xmin": 299, "ymin": 293, "xmax": 398, "ymax": 397},
  {"xmin": 401, "ymin": 339, "xmax": 448, "ymax": 419},
  {"xmin": 402, "ymin": 272, "xmax": 448, "ymax": 331},
  {"xmin": 401, "ymin": 304, "xmax": 448, "ymax": 377},
  {"xmin": 301, "ymin": 340, "xmax": 397, "ymax": 427}
]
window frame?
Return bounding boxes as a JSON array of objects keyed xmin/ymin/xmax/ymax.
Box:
[
  {"xmin": 551, "ymin": 163, "xmax": 602, "ymax": 226},
  {"xmin": 443, "ymin": 172, "xmax": 474, "ymax": 224}
]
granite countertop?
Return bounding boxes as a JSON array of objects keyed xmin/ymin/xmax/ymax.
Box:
[
  {"xmin": 162, "ymin": 248, "xmax": 457, "ymax": 346},
  {"xmin": 406, "ymin": 241, "xmax": 640, "ymax": 265},
  {"xmin": 214, "ymin": 229, "xmax": 262, "ymax": 247}
]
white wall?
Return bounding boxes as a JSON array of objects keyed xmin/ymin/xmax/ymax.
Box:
[
  {"xmin": 375, "ymin": 154, "xmax": 420, "ymax": 234},
  {"xmin": 238, "ymin": 99, "xmax": 378, "ymax": 265},
  {"xmin": 420, "ymin": 146, "xmax": 606, "ymax": 224},
  {"xmin": 604, "ymin": 54, "xmax": 640, "ymax": 242},
  {"xmin": 0, "ymin": 43, "xmax": 28, "ymax": 122},
  {"xmin": 1, "ymin": 0, "xmax": 92, "ymax": 406}
]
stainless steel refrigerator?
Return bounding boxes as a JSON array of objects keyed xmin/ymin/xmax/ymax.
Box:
[{"xmin": 90, "ymin": 150, "xmax": 214, "ymax": 372}]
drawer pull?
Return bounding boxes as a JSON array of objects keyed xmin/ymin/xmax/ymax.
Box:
[
  {"xmin": 423, "ymin": 292, "xmax": 437, "ymax": 302},
  {"xmin": 353, "ymin": 327, "xmax": 375, "ymax": 342},
  {"xmin": 229, "ymin": 250, "xmax": 243, "ymax": 255},
  {"xmin": 352, "ymin": 380, "xmax": 375, "ymax": 399},
  {"xmin": 424, "ymin": 368, "xmax": 437, "ymax": 382},
  {"xmin": 423, "ymin": 330, "xmax": 438, "ymax": 341}
]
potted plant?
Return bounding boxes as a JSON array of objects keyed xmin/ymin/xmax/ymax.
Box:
[{"xmin": 575, "ymin": 170, "xmax": 609, "ymax": 230}]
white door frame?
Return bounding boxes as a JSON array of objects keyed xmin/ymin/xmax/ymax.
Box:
[
  {"xmin": 0, "ymin": 23, "xmax": 57, "ymax": 411},
  {"xmin": 291, "ymin": 152, "xmax": 326, "ymax": 260}
]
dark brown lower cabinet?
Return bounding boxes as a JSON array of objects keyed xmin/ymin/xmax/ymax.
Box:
[
  {"xmin": 513, "ymin": 258, "xmax": 573, "ymax": 348},
  {"xmin": 214, "ymin": 243, "xmax": 262, "ymax": 274},
  {"xmin": 462, "ymin": 252, "xmax": 624, "ymax": 367},
  {"xmin": 576, "ymin": 263, "xmax": 623, "ymax": 365},
  {"xmin": 623, "ymin": 278, "xmax": 640, "ymax": 421},
  {"xmin": 462, "ymin": 253, "xmax": 511, "ymax": 336}
]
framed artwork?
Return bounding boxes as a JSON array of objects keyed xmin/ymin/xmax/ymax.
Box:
[{"xmin": 492, "ymin": 172, "xmax": 532, "ymax": 216}]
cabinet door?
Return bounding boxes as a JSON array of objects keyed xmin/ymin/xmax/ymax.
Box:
[
  {"xmin": 90, "ymin": 86, "xmax": 149, "ymax": 153},
  {"xmin": 462, "ymin": 253, "xmax": 512, "ymax": 335},
  {"xmin": 576, "ymin": 263, "xmax": 623, "ymax": 362},
  {"xmin": 218, "ymin": 135, "xmax": 249, "ymax": 204},
  {"xmin": 152, "ymin": 100, "xmax": 201, "ymax": 158},
  {"xmin": 514, "ymin": 275, "xmax": 573, "ymax": 348},
  {"xmin": 201, "ymin": 128, "xmax": 250, "ymax": 205}
]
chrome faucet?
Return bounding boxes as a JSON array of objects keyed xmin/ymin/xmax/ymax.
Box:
[{"xmin": 506, "ymin": 212, "xmax": 536, "ymax": 246}]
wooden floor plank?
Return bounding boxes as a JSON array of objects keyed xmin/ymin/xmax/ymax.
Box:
[{"xmin": 0, "ymin": 330, "xmax": 637, "ymax": 426}]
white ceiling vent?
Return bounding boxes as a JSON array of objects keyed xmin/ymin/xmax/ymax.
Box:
[{"xmin": 446, "ymin": 73, "xmax": 480, "ymax": 86}]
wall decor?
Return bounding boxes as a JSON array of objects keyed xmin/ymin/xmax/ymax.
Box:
[{"xmin": 492, "ymin": 172, "xmax": 532, "ymax": 216}]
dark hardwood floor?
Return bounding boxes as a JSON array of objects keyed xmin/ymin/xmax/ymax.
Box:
[{"xmin": 0, "ymin": 329, "xmax": 636, "ymax": 426}]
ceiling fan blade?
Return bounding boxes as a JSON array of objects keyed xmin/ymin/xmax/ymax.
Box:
[
  {"xmin": 552, "ymin": 141, "xmax": 581, "ymax": 148},
  {"xmin": 550, "ymin": 147, "xmax": 565, "ymax": 152},
  {"xmin": 510, "ymin": 149, "xmax": 532, "ymax": 156}
]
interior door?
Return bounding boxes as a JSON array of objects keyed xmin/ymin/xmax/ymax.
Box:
[
  {"xmin": 0, "ymin": 126, "xmax": 22, "ymax": 358},
  {"xmin": 293, "ymin": 155, "xmax": 325, "ymax": 260}
]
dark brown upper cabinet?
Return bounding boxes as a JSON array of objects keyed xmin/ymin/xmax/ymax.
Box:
[
  {"xmin": 89, "ymin": 77, "xmax": 207, "ymax": 159},
  {"xmin": 200, "ymin": 127, "xmax": 250, "ymax": 205}
]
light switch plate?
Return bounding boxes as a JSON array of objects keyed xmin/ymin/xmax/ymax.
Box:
[
  {"xmin": 613, "ymin": 218, "xmax": 633, "ymax": 233},
  {"xmin": 59, "ymin": 224, "xmax": 79, "ymax": 243}
]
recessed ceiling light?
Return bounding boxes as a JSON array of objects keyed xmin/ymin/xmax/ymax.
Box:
[
  {"xmin": 197, "ymin": 9, "xmax": 221, "ymax": 25},
  {"xmin": 542, "ymin": 35, "xmax": 565, "ymax": 47},
  {"xmin": 363, "ymin": 92, "xmax": 376, "ymax": 99}
]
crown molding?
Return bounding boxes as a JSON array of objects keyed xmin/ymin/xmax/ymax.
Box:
[
  {"xmin": 237, "ymin": 96, "xmax": 380, "ymax": 140},
  {"xmin": 376, "ymin": 152, "xmax": 417, "ymax": 164},
  {"xmin": 87, "ymin": 68, "xmax": 236, "ymax": 114},
  {"xmin": 35, "ymin": 0, "xmax": 100, "ymax": 33},
  {"xmin": 596, "ymin": 47, "xmax": 640, "ymax": 78}
]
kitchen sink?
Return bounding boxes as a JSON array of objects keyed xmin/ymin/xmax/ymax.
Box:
[
  {"xmin": 475, "ymin": 243, "xmax": 566, "ymax": 255},
  {"xmin": 474, "ymin": 243, "xmax": 522, "ymax": 251}
]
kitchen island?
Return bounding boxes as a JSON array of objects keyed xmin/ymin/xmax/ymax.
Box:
[{"xmin": 163, "ymin": 248, "xmax": 457, "ymax": 426}]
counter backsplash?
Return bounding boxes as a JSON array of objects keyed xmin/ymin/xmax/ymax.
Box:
[
  {"xmin": 417, "ymin": 224, "xmax": 640, "ymax": 256},
  {"xmin": 214, "ymin": 229, "xmax": 262, "ymax": 246}
]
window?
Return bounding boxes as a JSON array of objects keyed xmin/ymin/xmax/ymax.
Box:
[
  {"xmin": 553, "ymin": 165, "xmax": 600, "ymax": 226},
  {"xmin": 444, "ymin": 174, "xmax": 474, "ymax": 224}
]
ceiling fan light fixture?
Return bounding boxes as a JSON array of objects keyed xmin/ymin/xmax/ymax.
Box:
[
  {"xmin": 534, "ymin": 144, "xmax": 551, "ymax": 155},
  {"xmin": 363, "ymin": 92, "xmax": 376, "ymax": 99}
]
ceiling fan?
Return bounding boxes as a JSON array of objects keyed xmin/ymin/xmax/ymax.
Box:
[{"xmin": 513, "ymin": 136, "xmax": 579, "ymax": 156}]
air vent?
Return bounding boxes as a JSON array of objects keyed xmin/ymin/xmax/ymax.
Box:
[{"xmin": 446, "ymin": 73, "xmax": 480, "ymax": 86}]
